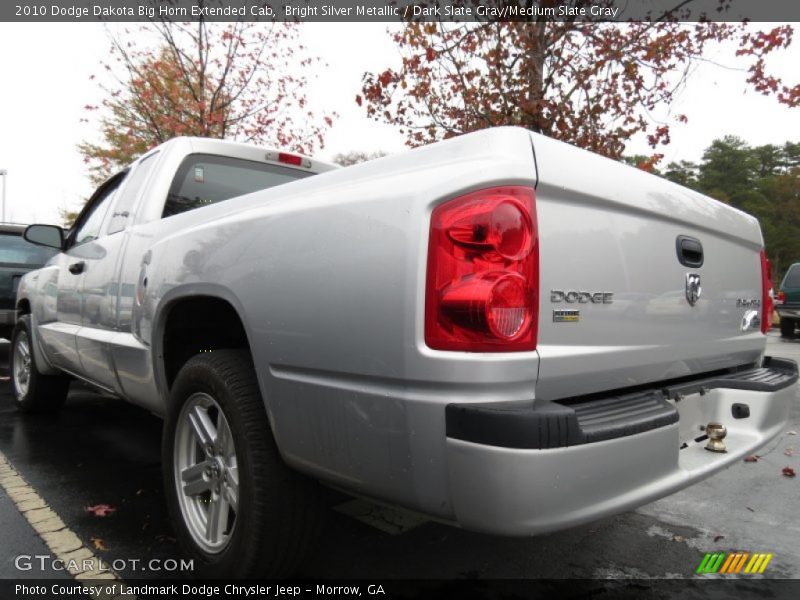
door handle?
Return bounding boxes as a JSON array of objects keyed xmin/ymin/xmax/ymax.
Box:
[
  {"xmin": 68, "ymin": 261, "xmax": 85, "ymax": 275},
  {"xmin": 676, "ymin": 235, "xmax": 703, "ymax": 268}
]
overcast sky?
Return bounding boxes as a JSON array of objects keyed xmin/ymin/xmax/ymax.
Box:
[{"xmin": 0, "ymin": 22, "xmax": 798, "ymax": 225}]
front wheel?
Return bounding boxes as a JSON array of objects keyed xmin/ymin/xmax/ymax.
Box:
[
  {"xmin": 162, "ymin": 350, "xmax": 324, "ymax": 578},
  {"xmin": 11, "ymin": 315, "xmax": 70, "ymax": 413}
]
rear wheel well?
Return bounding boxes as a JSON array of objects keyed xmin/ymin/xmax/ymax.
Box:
[{"xmin": 162, "ymin": 297, "xmax": 249, "ymax": 389}]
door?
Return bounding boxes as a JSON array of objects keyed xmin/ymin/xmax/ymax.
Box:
[
  {"xmin": 76, "ymin": 152, "xmax": 159, "ymax": 390},
  {"xmin": 37, "ymin": 173, "xmax": 125, "ymax": 374}
]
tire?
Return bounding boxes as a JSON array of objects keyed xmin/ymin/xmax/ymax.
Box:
[
  {"xmin": 162, "ymin": 349, "xmax": 324, "ymax": 578},
  {"xmin": 780, "ymin": 317, "xmax": 794, "ymax": 338},
  {"xmin": 10, "ymin": 315, "xmax": 70, "ymax": 413}
]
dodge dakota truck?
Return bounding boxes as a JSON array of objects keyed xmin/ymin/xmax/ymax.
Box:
[{"xmin": 13, "ymin": 128, "xmax": 797, "ymax": 577}]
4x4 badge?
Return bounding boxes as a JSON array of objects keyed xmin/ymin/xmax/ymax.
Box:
[{"xmin": 686, "ymin": 273, "xmax": 701, "ymax": 306}]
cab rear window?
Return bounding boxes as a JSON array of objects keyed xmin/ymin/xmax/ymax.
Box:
[{"xmin": 163, "ymin": 154, "xmax": 311, "ymax": 218}]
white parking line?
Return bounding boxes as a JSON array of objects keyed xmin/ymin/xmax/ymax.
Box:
[{"xmin": 0, "ymin": 450, "xmax": 122, "ymax": 590}]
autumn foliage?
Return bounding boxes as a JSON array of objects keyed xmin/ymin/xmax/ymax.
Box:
[
  {"xmin": 361, "ymin": 18, "xmax": 798, "ymax": 160},
  {"xmin": 81, "ymin": 21, "xmax": 335, "ymax": 183}
]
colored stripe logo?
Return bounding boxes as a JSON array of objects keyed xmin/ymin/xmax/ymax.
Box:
[{"xmin": 696, "ymin": 552, "xmax": 773, "ymax": 574}]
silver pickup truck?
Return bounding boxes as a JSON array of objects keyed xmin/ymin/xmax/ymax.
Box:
[{"xmin": 13, "ymin": 127, "xmax": 796, "ymax": 577}]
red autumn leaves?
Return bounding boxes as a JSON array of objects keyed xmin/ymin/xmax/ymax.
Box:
[
  {"xmin": 81, "ymin": 22, "xmax": 336, "ymax": 185},
  {"xmin": 361, "ymin": 22, "xmax": 798, "ymax": 164},
  {"xmin": 85, "ymin": 504, "xmax": 116, "ymax": 517}
]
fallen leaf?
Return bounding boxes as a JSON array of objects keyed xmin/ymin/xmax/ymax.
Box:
[
  {"xmin": 744, "ymin": 455, "xmax": 759, "ymax": 462},
  {"xmin": 714, "ymin": 535, "xmax": 725, "ymax": 542},
  {"xmin": 785, "ymin": 448, "xmax": 795, "ymax": 457},
  {"xmin": 673, "ymin": 535, "xmax": 685, "ymax": 543},
  {"xmin": 85, "ymin": 504, "xmax": 116, "ymax": 517},
  {"xmin": 91, "ymin": 537, "xmax": 107, "ymax": 551},
  {"xmin": 782, "ymin": 467, "xmax": 796, "ymax": 477}
]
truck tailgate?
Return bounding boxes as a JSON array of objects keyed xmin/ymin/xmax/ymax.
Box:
[{"xmin": 531, "ymin": 133, "xmax": 767, "ymax": 401}]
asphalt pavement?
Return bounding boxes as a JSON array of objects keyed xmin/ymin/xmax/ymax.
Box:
[
  {"xmin": 0, "ymin": 489, "xmax": 62, "ymax": 578},
  {"xmin": 0, "ymin": 335, "xmax": 798, "ymax": 581}
]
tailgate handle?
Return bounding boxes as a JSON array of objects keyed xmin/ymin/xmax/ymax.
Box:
[{"xmin": 676, "ymin": 235, "xmax": 703, "ymax": 268}]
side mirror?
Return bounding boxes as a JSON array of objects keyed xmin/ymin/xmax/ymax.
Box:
[{"xmin": 24, "ymin": 224, "xmax": 64, "ymax": 250}]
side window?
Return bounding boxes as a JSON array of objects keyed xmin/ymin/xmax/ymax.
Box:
[
  {"xmin": 107, "ymin": 152, "xmax": 159, "ymax": 235},
  {"xmin": 70, "ymin": 172, "xmax": 126, "ymax": 246},
  {"xmin": 0, "ymin": 233, "xmax": 57, "ymax": 266},
  {"xmin": 73, "ymin": 189, "xmax": 118, "ymax": 246},
  {"xmin": 784, "ymin": 265, "xmax": 800, "ymax": 289},
  {"xmin": 163, "ymin": 154, "xmax": 311, "ymax": 218}
]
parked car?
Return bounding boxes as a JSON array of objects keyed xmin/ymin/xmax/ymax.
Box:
[
  {"xmin": 12, "ymin": 129, "xmax": 796, "ymax": 577},
  {"xmin": 775, "ymin": 262, "xmax": 800, "ymax": 337},
  {"xmin": 0, "ymin": 223, "xmax": 58, "ymax": 339}
]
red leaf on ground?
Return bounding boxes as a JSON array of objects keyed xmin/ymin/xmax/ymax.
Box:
[
  {"xmin": 743, "ymin": 455, "xmax": 759, "ymax": 462},
  {"xmin": 782, "ymin": 467, "xmax": 796, "ymax": 477},
  {"xmin": 85, "ymin": 504, "xmax": 116, "ymax": 517}
]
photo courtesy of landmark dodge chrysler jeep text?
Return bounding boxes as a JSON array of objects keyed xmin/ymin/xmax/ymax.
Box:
[{"xmin": 12, "ymin": 128, "xmax": 797, "ymax": 577}]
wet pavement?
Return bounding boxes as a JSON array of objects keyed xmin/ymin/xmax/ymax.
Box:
[
  {"xmin": 0, "ymin": 490, "xmax": 61, "ymax": 578},
  {"xmin": 0, "ymin": 334, "xmax": 798, "ymax": 580}
]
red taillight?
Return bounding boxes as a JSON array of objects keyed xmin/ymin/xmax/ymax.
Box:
[
  {"xmin": 425, "ymin": 186, "xmax": 538, "ymax": 352},
  {"xmin": 278, "ymin": 152, "xmax": 303, "ymax": 166},
  {"xmin": 777, "ymin": 291, "xmax": 786, "ymax": 305},
  {"xmin": 760, "ymin": 249, "xmax": 773, "ymax": 334}
]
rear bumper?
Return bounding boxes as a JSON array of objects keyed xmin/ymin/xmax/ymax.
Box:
[{"xmin": 445, "ymin": 358, "xmax": 796, "ymax": 535}]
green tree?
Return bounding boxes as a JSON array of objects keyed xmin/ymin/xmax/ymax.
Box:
[
  {"xmin": 752, "ymin": 144, "xmax": 783, "ymax": 177},
  {"xmin": 753, "ymin": 167, "xmax": 800, "ymax": 278},
  {"xmin": 663, "ymin": 160, "xmax": 699, "ymax": 189},
  {"xmin": 780, "ymin": 142, "xmax": 800, "ymax": 170},
  {"xmin": 696, "ymin": 136, "xmax": 761, "ymax": 207}
]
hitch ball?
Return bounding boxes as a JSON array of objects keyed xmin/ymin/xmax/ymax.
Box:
[{"xmin": 705, "ymin": 422, "xmax": 727, "ymax": 453}]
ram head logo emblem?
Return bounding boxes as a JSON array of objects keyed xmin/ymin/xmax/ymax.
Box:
[{"xmin": 686, "ymin": 273, "xmax": 702, "ymax": 306}]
